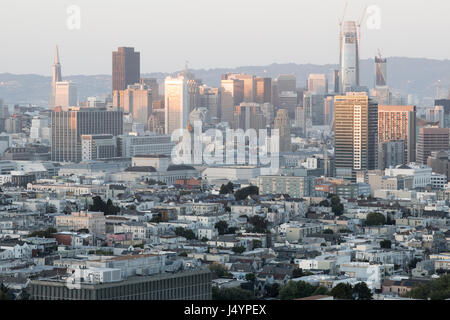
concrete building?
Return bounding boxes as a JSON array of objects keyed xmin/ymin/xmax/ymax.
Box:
[
  {"xmin": 55, "ymin": 211, "xmax": 106, "ymax": 236},
  {"xmin": 417, "ymin": 127, "xmax": 450, "ymax": 165}
]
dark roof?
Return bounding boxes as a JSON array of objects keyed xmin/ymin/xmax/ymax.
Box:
[
  {"xmin": 132, "ymin": 155, "xmax": 169, "ymax": 158},
  {"xmin": 167, "ymin": 165, "xmax": 196, "ymax": 171},
  {"xmin": 125, "ymin": 166, "xmax": 156, "ymax": 172}
]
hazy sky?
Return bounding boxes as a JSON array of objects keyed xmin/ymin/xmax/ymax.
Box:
[{"xmin": 1, "ymin": 0, "xmax": 449, "ymax": 75}]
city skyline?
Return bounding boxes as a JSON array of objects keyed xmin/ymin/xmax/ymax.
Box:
[{"xmin": 1, "ymin": 0, "xmax": 450, "ymax": 75}]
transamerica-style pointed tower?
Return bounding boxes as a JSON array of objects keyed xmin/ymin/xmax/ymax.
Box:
[{"xmin": 49, "ymin": 45, "xmax": 62, "ymax": 109}]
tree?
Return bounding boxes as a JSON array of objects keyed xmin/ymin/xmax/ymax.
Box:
[
  {"xmin": 292, "ymin": 268, "xmax": 305, "ymax": 278},
  {"xmin": 313, "ymin": 286, "xmax": 329, "ymax": 296},
  {"xmin": 406, "ymin": 274, "xmax": 450, "ymax": 300},
  {"xmin": 215, "ymin": 221, "xmax": 229, "ymax": 235},
  {"xmin": 319, "ymin": 200, "xmax": 330, "ymax": 207},
  {"xmin": 29, "ymin": 227, "xmax": 57, "ymax": 238},
  {"xmin": 353, "ymin": 282, "xmax": 372, "ymax": 300},
  {"xmin": 330, "ymin": 283, "xmax": 354, "ymax": 300},
  {"xmin": 212, "ymin": 287, "xmax": 255, "ymax": 300},
  {"xmin": 234, "ymin": 186, "xmax": 259, "ymax": 201},
  {"xmin": 245, "ymin": 273, "xmax": 256, "ymax": 282},
  {"xmin": 332, "ymin": 203, "xmax": 344, "ymax": 216},
  {"xmin": 252, "ymin": 239, "xmax": 262, "ymax": 249},
  {"xmin": 380, "ymin": 239, "xmax": 392, "ymax": 249},
  {"xmin": 323, "ymin": 229, "xmax": 334, "ymax": 234},
  {"xmin": 248, "ymin": 216, "xmax": 268, "ymax": 233},
  {"xmin": 174, "ymin": 227, "xmax": 197, "ymax": 240},
  {"xmin": 208, "ymin": 264, "xmax": 231, "ymax": 278},
  {"xmin": 279, "ymin": 281, "xmax": 316, "ymax": 300},
  {"xmin": 264, "ymin": 283, "xmax": 280, "ymax": 298},
  {"xmin": 0, "ymin": 283, "xmax": 11, "ymax": 300},
  {"xmin": 365, "ymin": 212, "xmax": 386, "ymax": 226},
  {"xmin": 220, "ymin": 182, "xmax": 234, "ymax": 195},
  {"xmin": 232, "ymin": 246, "xmax": 246, "ymax": 254}
]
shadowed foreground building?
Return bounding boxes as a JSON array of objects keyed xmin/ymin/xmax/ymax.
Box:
[{"xmin": 29, "ymin": 269, "xmax": 212, "ymax": 300}]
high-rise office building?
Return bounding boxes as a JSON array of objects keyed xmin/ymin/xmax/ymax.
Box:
[
  {"xmin": 224, "ymin": 74, "xmax": 255, "ymax": 103},
  {"xmin": 255, "ymin": 77, "xmax": 272, "ymax": 104},
  {"xmin": 54, "ymin": 81, "xmax": 77, "ymax": 108},
  {"xmin": 434, "ymin": 99, "xmax": 450, "ymax": 128},
  {"xmin": 112, "ymin": 47, "xmax": 140, "ymax": 92},
  {"xmin": 324, "ymin": 96, "xmax": 334, "ymax": 127},
  {"xmin": 51, "ymin": 107, "xmax": 123, "ymax": 162},
  {"xmin": 275, "ymin": 74, "xmax": 296, "ymax": 93},
  {"xmin": 50, "ymin": 46, "xmax": 63, "ymax": 110},
  {"xmin": 307, "ymin": 74, "xmax": 328, "ymax": 95},
  {"xmin": 378, "ymin": 140, "xmax": 406, "ymax": 170},
  {"xmin": 164, "ymin": 75, "xmax": 189, "ymax": 135},
  {"xmin": 140, "ymin": 78, "xmax": 160, "ymax": 100},
  {"xmin": 232, "ymin": 103, "xmax": 266, "ymax": 131},
  {"xmin": 220, "ymin": 79, "xmax": 244, "ymax": 124},
  {"xmin": 426, "ymin": 105, "xmax": 445, "ymax": 128},
  {"xmin": 340, "ymin": 21, "xmax": 360, "ymax": 93},
  {"xmin": 199, "ymin": 86, "xmax": 221, "ymax": 121},
  {"xmin": 303, "ymin": 92, "xmax": 325, "ymax": 126},
  {"xmin": 328, "ymin": 69, "xmax": 340, "ymax": 94},
  {"xmin": 113, "ymin": 83, "xmax": 152, "ymax": 129},
  {"xmin": 378, "ymin": 105, "xmax": 416, "ymax": 163},
  {"xmin": 375, "ymin": 56, "xmax": 387, "ymax": 87},
  {"xmin": 417, "ymin": 127, "xmax": 450, "ymax": 164},
  {"xmin": 274, "ymin": 109, "xmax": 291, "ymax": 152},
  {"xmin": 334, "ymin": 92, "xmax": 378, "ymax": 180}
]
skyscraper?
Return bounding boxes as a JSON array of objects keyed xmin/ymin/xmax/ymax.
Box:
[
  {"xmin": 340, "ymin": 21, "xmax": 360, "ymax": 93},
  {"xmin": 220, "ymin": 79, "xmax": 244, "ymax": 124},
  {"xmin": 334, "ymin": 92, "xmax": 378, "ymax": 180},
  {"xmin": 113, "ymin": 83, "xmax": 152, "ymax": 130},
  {"xmin": 378, "ymin": 105, "xmax": 417, "ymax": 163},
  {"xmin": 51, "ymin": 107, "xmax": 123, "ymax": 162},
  {"xmin": 307, "ymin": 74, "xmax": 328, "ymax": 95},
  {"xmin": 274, "ymin": 109, "xmax": 291, "ymax": 152},
  {"xmin": 303, "ymin": 92, "xmax": 325, "ymax": 126},
  {"xmin": 417, "ymin": 127, "xmax": 450, "ymax": 165},
  {"xmin": 112, "ymin": 47, "xmax": 140, "ymax": 92},
  {"xmin": 232, "ymin": 103, "xmax": 266, "ymax": 131},
  {"xmin": 50, "ymin": 46, "xmax": 63, "ymax": 110},
  {"xmin": 255, "ymin": 77, "xmax": 272, "ymax": 104},
  {"xmin": 164, "ymin": 75, "xmax": 189, "ymax": 135},
  {"xmin": 199, "ymin": 86, "xmax": 221, "ymax": 121},
  {"xmin": 54, "ymin": 81, "xmax": 77, "ymax": 108},
  {"xmin": 375, "ymin": 55, "xmax": 387, "ymax": 87},
  {"xmin": 224, "ymin": 74, "xmax": 255, "ymax": 103}
]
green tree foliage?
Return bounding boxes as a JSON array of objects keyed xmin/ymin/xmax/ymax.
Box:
[
  {"xmin": 329, "ymin": 195, "xmax": 344, "ymax": 216},
  {"xmin": 319, "ymin": 200, "xmax": 330, "ymax": 207},
  {"xmin": 245, "ymin": 273, "xmax": 256, "ymax": 282},
  {"xmin": 208, "ymin": 264, "xmax": 232, "ymax": 278},
  {"xmin": 220, "ymin": 182, "xmax": 234, "ymax": 194},
  {"xmin": 252, "ymin": 239, "xmax": 262, "ymax": 249},
  {"xmin": 323, "ymin": 229, "xmax": 334, "ymax": 234},
  {"xmin": 313, "ymin": 286, "xmax": 329, "ymax": 296},
  {"xmin": 380, "ymin": 239, "xmax": 392, "ymax": 249},
  {"xmin": 248, "ymin": 216, "xmax": 268, "ymax": 233},
  {"xmin": 212, "ymin": 287, "xmax": 255, "ymax": 300},
  {"xmin": 29, "ymin": 227, "xmax": 57, "ymax": 238},
  {"xmin": 174, "ymin": 227, "xmax": 197, "ymax": 240},
  {"xmin": 89, "ymin": 196, "xmax": 120, "ymax": 215},
  {"xmin": 264, "ymin": 283, "xmax": 280, "ymax": 298},
  {"xmin": 353, "ymin": 282, "xmax": 373, "ymax": 300},
  {"xmin": 365, "ymin": 212, "xmax": 386, "ymax": 226},
  {"xmin": 330, "ymin": 283, "xmax": 354, "ymax": 300},
  {"xmin": 215, "ymin": 221, "xmax": 229, "ymax": 235},
  {"xmin": 279, "ymin": 281, "xmax": 316, "ymax": 300},
  {"xmin": 234, "ymin": 186, "xmax": 259, "ymax": 201},
  {"xmin": 232, "ymin": 246, "xmax": 246, "ymax": 254},
  {"xmin": 0, "ymin": 283, "xmax": 11, "ymax": 300},
  {"xmin": 406, "ymin": 274, "xmax": 450, "ymax": 300}
]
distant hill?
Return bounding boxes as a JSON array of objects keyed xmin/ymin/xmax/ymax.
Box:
[{"xmin": 1, "ymin": 57, "xmax": 449, "ymax": 106}]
